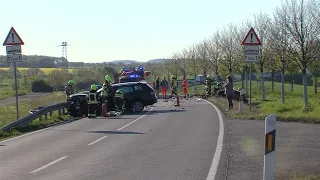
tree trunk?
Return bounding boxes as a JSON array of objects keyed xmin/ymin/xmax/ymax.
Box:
[
  {"xmin": 291, "ymin": 73, "xmax": 294, "ymax": 92},
  {"xmin": 245, "ymin": 68, "xmax": 248, "ymax": 95},
  {"xmin": 314, "ymin": 77, "xmax": 317, "ymax": 94},
  {"xmin": 194, "ymin": 73, "xmax": 197, "ymax": 94},
  {"xmin": 271, "ymin": 70, "xmax": 274, "ymax": 92},
  {"xmin": 281, "ymin": 72, "xmax": 285, "ymax": 103},
  {"xmin": 302, "ymin": 73, "xmax": 309, "ymax": 110},
  {"xmin": 261, "ymin": 74, "xmax": 265, "ymax": 100},
  {"xmin": 241, "ymin": 71, "xmax": 244, "ymax": 89}
]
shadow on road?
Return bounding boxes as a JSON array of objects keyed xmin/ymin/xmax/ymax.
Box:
[
  {"xmin": 0, "ymin": 144, "xmax": 6, "ymax": 146},
  {"xmin": 87, "ymin": 130, "xmax": 144, "ymax": 135},
  {"xmin": 148, "ymin": 109, "xmax": 187, "ymax": 115}
]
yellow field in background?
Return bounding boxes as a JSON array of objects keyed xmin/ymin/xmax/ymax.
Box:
[{"xmin": 0, "ymin": 68, "xmax": 74, "ymax": 75}]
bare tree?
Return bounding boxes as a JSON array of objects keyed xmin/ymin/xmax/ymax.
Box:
[
  {"xmin": 195, "ymin": 41, "xmax": 209, "ymax": 76},
  {"xmin": 273, "ymin": 0, "xmax": 320, "ymax": 109},
  {"xmin": 219, "ymin": 24, "xmax": 241, "ymax": 76},
  {"xmin": 253, "ymin": 12, "xmax": 272, "ymax": 100},
  {"xmin": 207, "ymin": 31, "xmax": 221, "ymax": 77}
]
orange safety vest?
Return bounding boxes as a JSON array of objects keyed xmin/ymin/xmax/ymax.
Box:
[{"xmin": 182, "ymin": 79, "xmax": 188, "ymax": 89}]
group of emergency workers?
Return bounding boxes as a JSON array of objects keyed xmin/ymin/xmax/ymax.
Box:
[
  {"xmin": 65, "ymin": 75, "xmax": 127, "ymax": 118},
  {"xmin": 154, "ymin": 75, "xmax": 188, "ymax": 98}
]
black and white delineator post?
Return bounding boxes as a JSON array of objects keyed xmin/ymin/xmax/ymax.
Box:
[
  {"xmin": 239, "ymin": 89, "xmax": 244, "ymax": 113},
  {"xmin": 263, "ymin": 114, "xmax": 276, "ymax": 180}
]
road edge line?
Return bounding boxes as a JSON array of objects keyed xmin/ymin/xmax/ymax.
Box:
[
  {"xmin": 117, "ymin": 108, "xmax": 154, "ymax": 131},
  {"xmin": 202, "ymin": 99, "xmax": 225, "ymax": 180},
  {"xmin": 0, "ymin": 117, "xmax": 83, "ymax": 144}
]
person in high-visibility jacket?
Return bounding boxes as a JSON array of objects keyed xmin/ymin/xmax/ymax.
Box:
[
  {"xmin": 65, "ymin": 80, "xmax": 75, "ymax": 101},
  {"xmin": 182, "ymin": 76, "xmax": 188, "ymax": 98},
  {"xmin": 87, "ymin": 84, "xmax": 99, "ymax": 118},
  {"xmin": 104, "ymin": 75, "xmax": 113, "ymax": 85},
  {"xmin": 171, "ymin": 75, "xmax": 178, "ymax": 97},
  {"xmin": 114, "ymin": 89, "xmax": 126, "ymax": 112},
  {"xmin": 101, "ymin": 75, "xmax": 113, "ymax": 103}
]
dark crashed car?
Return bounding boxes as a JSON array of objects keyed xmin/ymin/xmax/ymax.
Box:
[{"xmin": 69, "ymin": 82, "xmax": 157, "ymax": 117}]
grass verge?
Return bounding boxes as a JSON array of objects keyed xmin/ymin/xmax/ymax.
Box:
[
  {"xmin": 193, "ymin": 81, "xmax": 320, "ymax": 124},
  {"xmin": 288, "ymin": 172, "xmax": 320, "ymax": 180},
  {"xmin": 0, "ymin": 92, "xmax": 66, "ymax": 128},
  {"xmin": 0, "ymin": 92, "xmax": 72, "ymax": 141},
  {"xmin": 0, "ymin": 114, "xmax": 72, "ymax": 141}
]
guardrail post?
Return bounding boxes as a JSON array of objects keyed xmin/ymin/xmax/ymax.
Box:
[
  {"xmin": 58, "ymin": 109, "xmax": 62, "ymax": 116},
  {"xmin": 263, "ymin": 114, "xmax": 276, "ymax": 180},
  {"xmin": 62, "ymin": 108, "xmax": 65, "ymax": 114},
  {"xmin": 45, "ymin": 113, "xmax": 48, "ymax": 120},
  {"xmin": 50, "ymin": 111, "xmax": 52, "ymax": 118},
  {"xmin": 39, "ymin": 115, "xmax": 42, "ymax": 121}
]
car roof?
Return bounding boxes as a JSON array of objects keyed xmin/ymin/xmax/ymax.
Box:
[{"xmin": 111, "ymin": 82, "xmax": 147, "ymax": 87}]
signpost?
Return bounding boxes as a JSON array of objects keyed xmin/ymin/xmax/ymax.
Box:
[
  {"xmin": 241, "ymin": 27, "xmax": 261, "ymax": 111},
  {"xmin": 3, "ymin": 27, "xmax": 25, "ymax": 120}
]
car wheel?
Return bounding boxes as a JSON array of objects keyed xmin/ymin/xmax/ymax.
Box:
[{"xmin": 132, "ymin": 101, "xmax": 144, "ymax": 113}]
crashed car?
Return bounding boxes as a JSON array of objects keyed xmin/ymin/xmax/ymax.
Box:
[{"xmin": 68, "ymin": 82, "xmax": 157, "ymax": 117}]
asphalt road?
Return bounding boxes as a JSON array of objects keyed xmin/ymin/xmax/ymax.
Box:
[
  {"xmin": 0, "ymin": 93, "xmax": 52, "ymax": 106},
  {"xmin": 0, "ymin": 98, "xmax": 225, "ymax": 180},
  {"xmin": 226, "ymin": 119, "xmax": 320, "ymax": 180}
]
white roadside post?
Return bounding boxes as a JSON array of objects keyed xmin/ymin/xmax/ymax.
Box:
[
  {"xmin": 3, "ymin": 27, "xmax": 25, "ymax": 120},
  {"xmin": 263, "ymin": 114, "xmax": 277, "ymax": 180},
  {"xmin": 241, "ymin": 27, "xmax": 262, "ymax": 111},
  {"xmin": 239, "ymin": 89, "xmax": 244, "ymax": 113}
]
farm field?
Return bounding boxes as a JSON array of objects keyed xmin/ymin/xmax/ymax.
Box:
[{"xmin": 0, "ymin": 67, "xmax": 74, "ymax": 75}]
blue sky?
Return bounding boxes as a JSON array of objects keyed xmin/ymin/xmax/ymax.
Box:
[{"xmin": 1, "ymin": 0, "xmax": 282, "ymax": 62}]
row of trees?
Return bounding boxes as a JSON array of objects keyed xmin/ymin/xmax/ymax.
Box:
[
  {"xmin": 1, "ymin": 66, "xmax": 117, "ymax": 94},
  {"xmin": 0, "ymin": 55, "xmax": 133, "ymax": 69},
  {"xmin": 148, "ymin": 0, "xmax": 320, "ymax": 109}
]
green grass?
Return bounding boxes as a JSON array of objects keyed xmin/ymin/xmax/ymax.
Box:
[
  {"xmin": 0, "ymin": 92, "xmax": 66, "ymax": 127},
  {"xmin": 0, "ymin": 79, "xmax": 28, "ymax": 100},
  {"xmin": 0, "ymin": 92, "xmax": 70, "ymax": 141},
  {"xmin": 0, "ymin": 114, "xmax": 71, "ymax": 141},
  {"xmin": 196, "ymin": 80, "xmax": 320, "ymax": 123},
  {"xmin": 288, "ymin": 172, "xmax": 320, "ymax": 180}
]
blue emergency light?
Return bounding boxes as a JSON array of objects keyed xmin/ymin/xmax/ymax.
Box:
[
  {"xmin": 138, "ymin": 66, "xmax": 143, "ymax": 70},
  {"xmin": 123, "ymin": 68, "xmax": 128, "ymax": 72},
  {"xmin": 129, "ymin": 74, "xmax": 139, "ymax": 78}
]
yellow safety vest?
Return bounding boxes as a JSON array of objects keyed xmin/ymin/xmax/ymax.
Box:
[{"xmin": 88, "ymin": 92, "xmax": 97, "ymax": 104}]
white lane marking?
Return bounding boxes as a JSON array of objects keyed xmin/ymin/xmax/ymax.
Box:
[
  {"xmin": 117, "ymin": 108, "xmax": 153, "ymax": 131},
  {"xmin": 203, "ymin": 99, "xmax": 225, "ymax": 180},
  {"xmin": 29, "ymin": 156, "xmax": 68, "ymax": 174},
  {"xmin": 87, "ymin": 136, "xmax": 108, "ymax": 146}
]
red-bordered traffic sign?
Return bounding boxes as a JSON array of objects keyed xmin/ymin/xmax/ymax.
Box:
[
  {"xmin": 241, "ymin": 27, "xmax": 261, "ymax": 45},
  {"xmin": 3, "ymin": 27, "xmax": 24, "ymax": 46}
]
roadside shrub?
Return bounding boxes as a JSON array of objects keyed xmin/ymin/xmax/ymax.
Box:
[{"xmin": 31, "ymin": 79, "xmax": 53, "ymax": 92}]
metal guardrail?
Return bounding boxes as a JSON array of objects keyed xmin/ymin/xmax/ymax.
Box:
[{"xmin": 1, "ymin": 101, "xmax": 71, "ymax": 131}]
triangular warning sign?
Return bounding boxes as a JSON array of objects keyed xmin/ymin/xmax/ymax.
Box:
[
  {"xmin": 241, "ymin": 27, "xmax": 261, "ymax": 45},
  {"xmin": 3, "ymin": 27, "xmax": 24, "ymax": 46}
]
